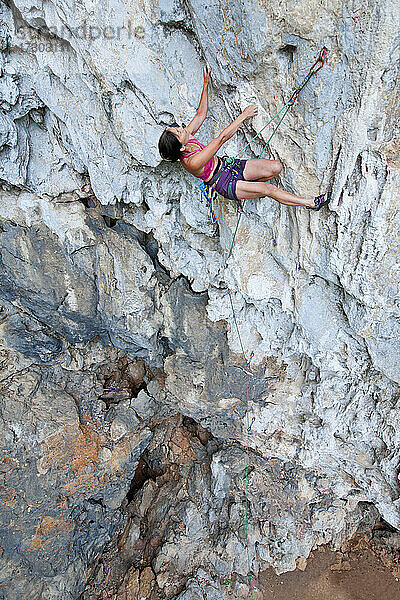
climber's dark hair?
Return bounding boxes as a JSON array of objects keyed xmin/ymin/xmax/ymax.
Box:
[{"xmin": 158, "ymin": 128, "xmax": 182, "ymax": 162}]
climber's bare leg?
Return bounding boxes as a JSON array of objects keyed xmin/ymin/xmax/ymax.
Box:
[
  {"xmin": 242, "ymin": 158, "xmax": 282, "ymax": 181},
  {"xmin": 235, "ymin": 180, "xmax": 315, "ymax": 207}
]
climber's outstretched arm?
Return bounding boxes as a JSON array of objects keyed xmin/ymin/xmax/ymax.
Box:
[
  {"xmin": 185, "ymin": 105, "xmax": 258, "ymax": 172},
  {"xmin": 186, "ymin": 65, "xmax": 211, "ymax": 135}
]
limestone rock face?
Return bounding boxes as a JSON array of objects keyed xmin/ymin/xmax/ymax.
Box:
[{"xmin": 0, "ymin": 0, "xmax": 399, "ymax": 598}]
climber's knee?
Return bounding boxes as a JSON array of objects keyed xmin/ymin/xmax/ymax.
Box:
[
  {"xmin": 272, "ymin": 160, "xmax": 282, "ymax": 175},
  {"xmin": 261, "ymin": 159, "xmax": 281, "ymax": 179}
]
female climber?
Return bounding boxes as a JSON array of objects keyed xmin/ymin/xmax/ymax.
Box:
[{"xmin": 158, "ymin": 65, "xmax": 331, "ymax": 210}]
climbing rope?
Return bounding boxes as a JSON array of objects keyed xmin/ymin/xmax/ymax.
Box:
[{"xmin": 203, "ymin": 48, "xmax": 328, "ymax": 599}]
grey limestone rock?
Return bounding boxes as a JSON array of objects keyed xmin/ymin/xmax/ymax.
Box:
[{"xmin": 0, "ymin": 0, "xmax": 399, "ymax": 597}]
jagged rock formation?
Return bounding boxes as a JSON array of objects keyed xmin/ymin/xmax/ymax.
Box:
[{"xmin": 0, "ymin": 0, "xmax": 399, "ymax": 598}]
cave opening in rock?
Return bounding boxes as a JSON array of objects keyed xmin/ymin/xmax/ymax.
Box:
[
  {"xmin": 126, "ymin": 453, "xmax": 164, "ymax": 504},
  {"xmin": 278, "ymin": 44, "xmax": 297, "ymax": 69},
  {"xmin": 102, "ymin": 215, "xmax": 118, "ymax": 228}
]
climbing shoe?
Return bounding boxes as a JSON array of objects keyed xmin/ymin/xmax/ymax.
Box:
[{"xmin": 309, "ymin": 190, "xmax": 332, "ymax": 210}]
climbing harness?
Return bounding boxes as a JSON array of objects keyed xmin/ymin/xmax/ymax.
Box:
[
  {"xmin": 201, "ymin": 156, "xmax": 244, "ymax": 221},
  {"xmin": 221, "ymin": 156, "xmax": 245, "ymax": 210},
  {"xmin": 206, "ymin": 48, "xmax": 328, "ymax": 599},
  {"xmin": 221, "ymin": 155, "xmax": 241, "ymax": 174}
]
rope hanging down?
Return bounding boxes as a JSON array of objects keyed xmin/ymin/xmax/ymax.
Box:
[{"xmin": 203, "ymin": 48, "xmax": 327, "ymax": 599}]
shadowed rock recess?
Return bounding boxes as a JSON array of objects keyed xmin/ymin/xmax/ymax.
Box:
[{"xmin": 0, "ymin": 0, "xmax": 399, "ymax": 598}]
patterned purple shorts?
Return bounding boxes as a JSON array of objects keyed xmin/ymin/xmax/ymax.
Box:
[{"xmin": 206, "ymin": 158, "xmax": 247, "ymax": 201}]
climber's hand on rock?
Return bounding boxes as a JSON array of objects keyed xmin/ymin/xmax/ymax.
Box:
[
  {"xmin": 203, "ymin": 64, "xmax": 211, "ymax": 84},
  {"xmin": 242, "ymin": 104, "xmax": 258, "ymax": 119}
]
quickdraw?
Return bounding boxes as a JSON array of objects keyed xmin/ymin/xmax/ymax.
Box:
[
  {"xmin": 287, "ymin": 46, "xmax": 327, "ymax": 105},
  {"xmin": 199, "ymin": 180, "xmax": 218, "ymax": 223}
]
